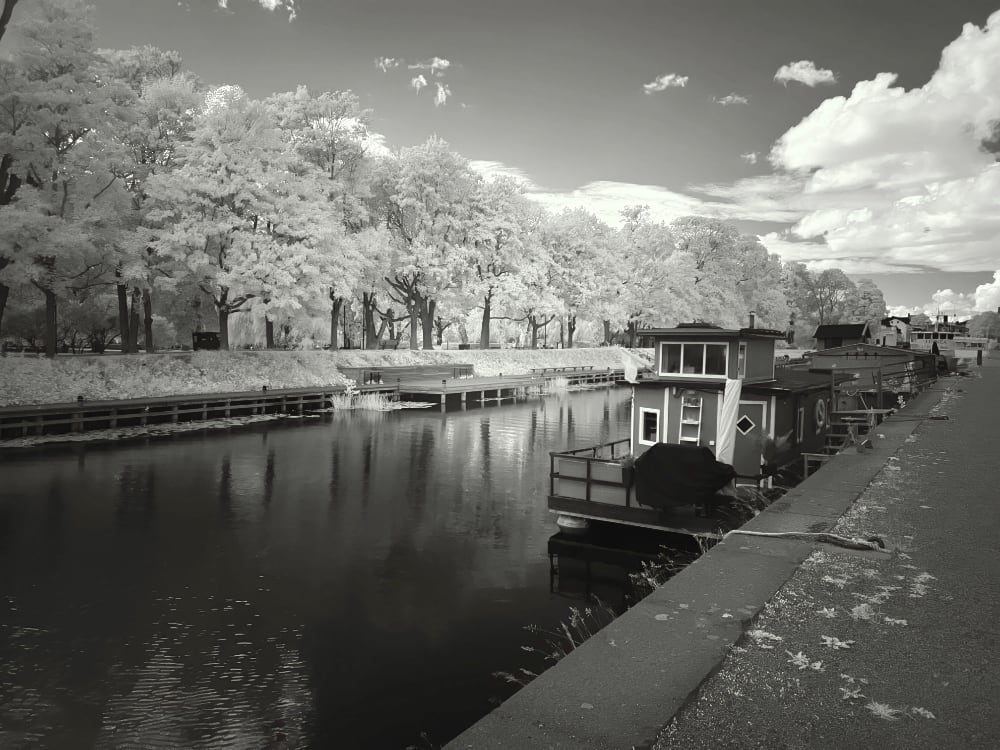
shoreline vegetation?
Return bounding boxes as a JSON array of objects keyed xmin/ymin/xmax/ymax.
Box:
[{"xmin": 0, "ymin": 346, "xmax": 647, "ymax": 408}]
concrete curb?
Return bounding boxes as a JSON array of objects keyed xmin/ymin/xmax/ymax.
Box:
[{"xmin": 446, "ymin": 384, "xmax": 948, "ymax": 750}]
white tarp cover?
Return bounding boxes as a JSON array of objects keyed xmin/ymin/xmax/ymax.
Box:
[{"xmin": 715, "ymin": 377, "xmax": 742, "ymax": 464}]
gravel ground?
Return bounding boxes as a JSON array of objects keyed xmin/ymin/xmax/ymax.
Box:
[{"xmin": 656, "ymin": 360, "xmax": 1000, "ymax": 750}]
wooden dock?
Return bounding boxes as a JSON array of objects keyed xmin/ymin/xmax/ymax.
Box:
[{"xmin": 0, "ymin": 367, "xmax": 629, "ymax": 438}]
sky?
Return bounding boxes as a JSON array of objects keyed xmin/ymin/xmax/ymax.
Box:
[{"xmin": 15, "ymin": 0, "xmax": 1000, "ymax": 316}]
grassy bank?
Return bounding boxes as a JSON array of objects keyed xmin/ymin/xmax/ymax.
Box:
[{"xmin": 0, "ymin": 347, "xmax": 645, "ymax": 407}]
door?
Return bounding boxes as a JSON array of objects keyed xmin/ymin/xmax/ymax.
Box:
[{"xmin": 733, "ymin": 401, "xmax": 767, "ymax": 478}]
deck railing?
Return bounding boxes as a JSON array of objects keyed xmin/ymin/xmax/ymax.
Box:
[{"xmin": 549, "ymin": 438, "xmax": 634, "ymax": 508}]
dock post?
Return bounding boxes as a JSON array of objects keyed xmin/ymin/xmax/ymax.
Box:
[
  {"xmin": 460, "ymin": 392, "xmax": 466, "ymax": 404},
  {"xmin": 171, "ymin": 405, "xmax": 179, "ymax": 423}
]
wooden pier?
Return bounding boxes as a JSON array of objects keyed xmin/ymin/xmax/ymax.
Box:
[{"xmin": 0, "ymin": 367, "xmax": 629, "ymax": 439}]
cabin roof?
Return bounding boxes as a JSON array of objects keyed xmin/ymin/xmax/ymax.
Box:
[
  {"xmin": 642, "ymin": 325, "xmax": 784, "ymax": 340},
  {"xmin": 743, "ymin": 369, "xmax": 850, "ymax": 394},
  {"xmin": 813, "ymin": 322, "xmax": 871, "ymax": 339},
  {"xmin": 882, "ymin": 315, "xmax": 911, "ymax": 325}
]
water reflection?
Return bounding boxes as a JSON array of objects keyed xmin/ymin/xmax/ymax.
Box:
[{"xmin": 0, "ymin": 388, "xmax": 632, "ymax": 748}]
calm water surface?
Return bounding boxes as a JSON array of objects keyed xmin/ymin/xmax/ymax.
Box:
[{"xmin": 0, "ymin": 388, "xmax": 631, "ymax": 749}]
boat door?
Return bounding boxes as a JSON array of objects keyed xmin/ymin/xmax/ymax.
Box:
[{"xmin": 733, "ymin": 401, "xmax": 767, "ymax": 478}]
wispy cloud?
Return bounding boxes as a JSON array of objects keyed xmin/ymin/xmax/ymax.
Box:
[
  {"xmin": 740, "ymin": 152, "xmax": 758, "ymax": 165},
  {"xmin": 643, "ymin": 73, "xmax": 689, "ymax": 94},
  {"xmin": 408, "ymin": 57, "xmax": 451, "ymax": 76},
  {"xmin": 375, "ymin": 56, "xmax": 401, "ymax": 73},
  {"xmin": 218, "ymin": 0, "xmax": 297, "ymax": 21},
  {"xmin": 434, "ymin": 82, "xmax": 451, "ymax": 107},
  {"xmin": 469, "ymin": 160, "xmax": 538, "ymax": 189},
  {"xmin": 714, "ymin": 93, "xmax": 748, "ymax": 105},
  {"xmin": 410, "ymin": 75, "xmax": 427, "ymax": 93},
  {"xmin": 774, "ymin": 60, "xmax": 836, "ymax": 86}
]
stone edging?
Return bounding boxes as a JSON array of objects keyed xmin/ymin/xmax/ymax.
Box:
[{"xmin": 446, "ymin": 385, "xmax": 946, "ymax": 749}]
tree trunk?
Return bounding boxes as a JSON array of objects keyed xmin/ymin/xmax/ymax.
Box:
[
  {"xmin": 128, "ymin": 288, "xmax": 141, "ymax": 353},
  {"xmin": 0, "ymin": 0, "xmax": 21, "ymax": 47},
  {"xmin": 329, "ymin": 293, "xmax": 344, "ymax": 350},
  {"xmin": 116, "ymin": 281, "xmax": 131, "ymax": 352},
  {"xmin": 603, "ymin": 319, "xmax": 612, "ymax": 345},
  {"xmin": 265, "ymin": 317, "xmax": 275, "ymax": 349},
  {"xmin": 567, "ymin": 314, "xmax": 576, "ymax": 349},
  {"xmin": 362, "ymin": 293, "xmax": 378, "ymax": 349},
  {"xmin": 0, "ymin": 281, "xmax": 8, "ymax": 340},
  {"xmin": 43, "ymin": 287, "xmax": 57, "ymax": 358},
  {"xmin": 408, "ymin": 304, "xmax": 419, "ymax": 350},
  {"xmin": 421, "ymin": 298, "xmax": 435, "ymax": 350},
  {"xmin": 480, "ymin": 293, "xmax": 491, "ymax": 349},
  {"xmin": 218, "ymin": 307, "xmax": 230, "ymax": 350},
  {"xmin": 559, "ymin": 319, "xmax": 565, "ymax": 349},
  {"xmin": 529, "ymin": 317, "xmax": 539, "ymax": 350},
  {"xmin": 142, "ymin": 288, "xmax": 154, "ymax": 352}
]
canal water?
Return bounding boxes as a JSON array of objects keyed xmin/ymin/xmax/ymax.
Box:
[{"xmin": 0, "ymin": 387, "xmax": 632, "ymax": 749}]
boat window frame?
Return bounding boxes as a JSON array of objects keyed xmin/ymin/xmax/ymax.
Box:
[
  {"xmin": 638, "ymin": 407, "xmax": 660, "ymax": 445},
  {"xmin": 658, "ymin": 341, "xmax": 730, "ymax": 379}
]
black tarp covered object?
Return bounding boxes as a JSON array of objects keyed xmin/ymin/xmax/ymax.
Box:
[{"xmin": 633, "ymin": 443, "xmax": 737, "ymax": 510}]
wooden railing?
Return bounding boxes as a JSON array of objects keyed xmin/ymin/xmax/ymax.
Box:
[{"xmin": 549, "ymin": 438, "xmax": 634, "ymax": 508}]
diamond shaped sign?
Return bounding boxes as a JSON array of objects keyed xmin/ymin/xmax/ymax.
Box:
[{"xmin": 736, "ymin": 415, "xmax": 756, "ymax": 435}]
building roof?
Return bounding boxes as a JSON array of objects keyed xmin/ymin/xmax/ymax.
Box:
[
  {"xmin": 882, "ymin": 315, "xmax": 911, "ymax": 325},
  {"xmin": 813, "ymin": 323, "xmax": 871, "ymax": 339},
  {"xmin": 642, "ymin": 325, "xmax": 783, "ymax": 340}
]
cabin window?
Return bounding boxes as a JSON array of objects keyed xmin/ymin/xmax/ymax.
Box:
[
  {"xmin": 737, "ymin": 342, "xmax": 747, "ymax": 378},
  {"xmin": 659, "ymin": 342, "xmax": 728, "ymax": 376},
  {"xmin": 664, "ymin": 344, "xmax": 682, "ymax": 373},
  {"xmin": 639, "ymin": 408, "xmax": 660, "ymax": 445},
  {"xmin": 705, "ymin": 345, "xmax": 727, "ymax": 375}
]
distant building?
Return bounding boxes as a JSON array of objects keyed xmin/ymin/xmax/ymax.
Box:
[
  {"xmin": 812, "ymin": 322, "xmax": 873, "ymax": 350},
  {"xmin": 877, "ymin": 315, "xmax": 912, "ymax": 347}
]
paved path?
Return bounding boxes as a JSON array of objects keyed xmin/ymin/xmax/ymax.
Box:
[{"xmin": 658, "ymin": 358, "xmax": 1000, "ymax": 749}]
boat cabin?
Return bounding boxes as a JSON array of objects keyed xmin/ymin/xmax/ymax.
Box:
[
  {"xmin": 630, "ymin": 323, "xmax": 835, "ymax": 484},
  {"xmin": 801, "ymin": 343, "xmax": 936, "ymax": 408},
  {"xmin": 813, "ymin": 322, "xmax": 873, "ymax": 350}
]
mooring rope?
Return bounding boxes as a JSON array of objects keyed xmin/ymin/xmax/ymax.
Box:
[{"xmin": 724, "ymin": 530, "xmax": 886, "ymax": 551}]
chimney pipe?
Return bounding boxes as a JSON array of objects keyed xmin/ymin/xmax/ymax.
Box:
[{"xmin": 748, "ymin": 312, "xmax": 756, "ymax": 329}]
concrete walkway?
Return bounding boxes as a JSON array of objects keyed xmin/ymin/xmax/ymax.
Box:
[
  {"xmin": 658, "ymin": 357, "xmax": 1000, "ymax": 749},
  {"xmin": 448, "ymin": 357, "xmax": 999, "ymax": 750}
]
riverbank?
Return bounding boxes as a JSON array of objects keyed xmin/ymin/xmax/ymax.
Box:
[
  {"xmin": 447, "ymin": 362, "xmax": 997, "ymax": 749},
  {"xmin": 0, "ymin": 347, "xmax": 644, "ymax": 407}
]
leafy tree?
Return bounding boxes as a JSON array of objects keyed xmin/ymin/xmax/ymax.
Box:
[
  {"xmin": 378, "ymin": 136, "xmax": 480, "ymax": 349},
  {"xmin": 143, "ymin": 89, "xmax": 338, "ymax": 349},
  {"xmin": 0, "ymin": 0, "xmax": 132, "ymax": 355},
  {"xmin": 265, "ymin": 86, "xmax": 376, "ymax": 348},
  {"xmin": 99, "ymin": 45, "xmax": 200, "ymax": 352},
  {"xmin": 843, "ymin": 278, "xmax": 887, "ymax": 329},
  {"xmin": 468, "ymin": 175, "xmax": 538, "ymax": 348}
]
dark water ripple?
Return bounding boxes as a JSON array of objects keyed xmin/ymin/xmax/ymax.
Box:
[{"xmin": 0, "ymin": 388, "xmax": 631, "ymax": 749}]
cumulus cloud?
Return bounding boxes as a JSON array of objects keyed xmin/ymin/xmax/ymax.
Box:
[
  {"xmin": 409, "ymin": 57, "xmax": 451, "ymax": 76},
  {"xmin": 218, "ymin": 0, "xmax": 297, "ymax": 21},
  {"xmin": 740, "ymin": 152, "xmax": 758, "ymax": 165},
  {"xmin": 411, "ymin": 75, "xmax": 427, "ymax": 93},
  {"xmin": 643, "ymin": 73, "xmax": 689, "ymax": 94},
  {"xmin": 900, "ymin": 272, "xmax": 1000, "ymax": 317},
  {"xmin": 375, "ymin": 56, "xmax": 401, "ymax": 73},
  {"xmin": 714, "ymin": 93, "xmax": 749, "ymax": 105},
  {"xmin": 434, "ymin": 82, "xmax": 451, "ymax": 107},
  {"xmin": 774, "ymin": 60, "xmax": 837, "ymax": 87},
  {"xmin": 758, "ymin": 11, "xmax": 1000, "ymax": 273}
]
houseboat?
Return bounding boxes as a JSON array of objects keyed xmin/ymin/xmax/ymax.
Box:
[
  {"xmin": 802, "ymin": 343, "xmax": 937, "ymax": 405},
  {"xmin": 549, "ymin": 322, "xmax": 848, "ymax": 538}
]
